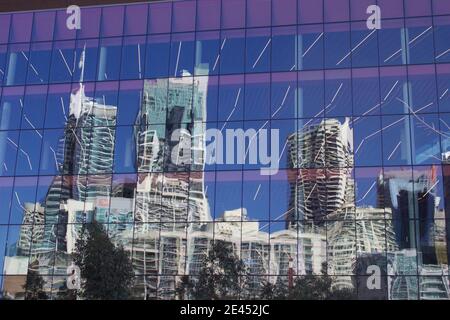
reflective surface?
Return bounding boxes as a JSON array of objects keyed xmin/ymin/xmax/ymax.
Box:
[{"xmin": 0, "ymin": 0, "xmax": 450, "ymax": 300}]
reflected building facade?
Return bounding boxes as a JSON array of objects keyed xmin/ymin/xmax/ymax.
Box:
[{"xmin": 0, "ymin": 0, "xmax": 450, "ymax": 300}]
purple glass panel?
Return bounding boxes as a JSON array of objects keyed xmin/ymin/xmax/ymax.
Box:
[
  {"xmin": 324, "ymin": 0, "xmax": 349, "ymax": 22},
  {"xmin": 101, "ymin": 6, "xmax": 124, "ymax": 37},
  {"xmin": 148, "ymin": 2, "xmax": 172, "ymax": 34},
  {"xmin": 10, "ymin": 13, "xmax": 33, "ymax": 43},
  {"xmin": 172, "ymin": 0, "xmax": 196, "ymax": 33},
  {"xmin": 54, "ymin": 10, "xmax": 76, "ymax": 40},
  {"xmin": 124, "ymin": 4, "xmax": 148, "ymax": 35},
  {"xmin": 433, "ymin": 0, "xmax": 450, "ymax": 15},
  {"xmin": 120, "ymin": 79, "xmax": 143, "ymax": 91},
  {"xmin": 273, "ymin": 0, "xmax": 296, "ymax": 26},
  {"xmin": 0, "ymin": 15, "xmax": 11, "ymax": 44},
  {"xmin": 95, "ymin": 81, "xmax": 119, "ymax": 92},
  {"xmin": 32, "ymin": 11, "xmax": 55, "ymax": 42},
  {"xmin": 298, "ymin": 0, "xmax": 323, "ymax": 24},
  {"xmin": 222, "ymin": 0, "xmax": 246, "ymax": 29},
  {"xmin": 350, "ymin": 0, "xmax": 375, "ymax": 21},
  {"xmin": 247, "ymin": 0, "xmax": 271, "ymax": 28},
  {"xmin": 78, "ymin": 8, "xmax": 101, "ymax": 39},
  {"xmin": 197, "ymin": 0, "xmax": 220, "ymax": 31},
  {"xmin": 405, "ymin": 0, "xmax": 431, "ymax": 17},
  {"xmin": 378, "ymin": 0, "xmax": 404, "ymax": 19}
]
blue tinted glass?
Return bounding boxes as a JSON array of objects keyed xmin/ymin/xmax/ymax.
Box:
[
  {"xmin": 220, "ymin": 30, "xmax": 245, "ymax": 75},
  {"xmin": 4, "ymin": 44, "xmax": 29, "ymax": 86},
  {"xmin": 169, "ymin": 33, "xmax": 195, "ymax": 77},
  {"xmin": 121, "ymin": 36, "xmax": 146, "ymax": 80},
  {"xmin": 27, "ymin": 42, "xmax": 52, "ymax": 85},
  {"xmin": 145, "ymin": 34, "xmax": 170, "ymax": 79}
]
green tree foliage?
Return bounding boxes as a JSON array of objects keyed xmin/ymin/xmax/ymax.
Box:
[
  {"xmin": 177, "ymin": 240, "xmax": 248, "ymax": 300},
  {"xmin": 73, "ymin": 221, "xmax": 135, "ymax": 300},
  {"xmin": 23, "ymin": 262, "xmax": 48, "ymax": 300},
  {"xmin": 260, "ymin": 263, "xmax": 356, "ymax": 300}
]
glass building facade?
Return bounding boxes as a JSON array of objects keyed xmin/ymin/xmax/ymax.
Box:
[{"xmin": 0, "ymin": 0, "xmax": 450, "ymax": 300}]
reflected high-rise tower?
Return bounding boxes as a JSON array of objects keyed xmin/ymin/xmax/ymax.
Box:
[
  {"xmin": 36, "ymin": 51, "xmax": 117, "ymax": 279},
  {"xmin": 134, "ymin": 74, "xmax": 210, "ymax": 231},
  {"xmin": 286, "ymin": 118, "xmax": 356, "ymax": 288},
  {"xmin": 131, "ymin": 72, "xmax": 210, "ymax": 299},
  {"xmin": 287, "ymin": 118, "xmax": 355, "ymax": 229}
]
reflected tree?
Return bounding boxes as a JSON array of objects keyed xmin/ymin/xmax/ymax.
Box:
[
  {"xmin": 23, "ymin": 261, "xmax": 48, "ymax": 300},
  {"xmin": 73, "ymin": 221, "xmax": 134, "ymax": 300},
  {"xmin": 260, "ymin": 263, "xmax": 356, "ymax": 300},
  {"xmin": 177, "ymin": 240, "xmax": 249, "ymax": 300}
]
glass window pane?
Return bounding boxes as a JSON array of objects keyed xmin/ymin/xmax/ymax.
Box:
[
  {"xmin": 353, "ymin": 116, "xmax": 383, "ymax": 167},
  {"xmin": 195, "ymin": 31, "xmax": 220, "ymax": 76},
  {"xmin": 31, "ymin": 11, "xmax": 55, "ymax": 42},
  {"xmin": 21, "ymin": 85, "xmax": 47, "ymax": 130},
  {"xmin": 44, "ymin": 84, "xmax": 71, "ymax": 129},
  {"xmin": 271, "ymin": 72, "xmax": 297, "ymax": 119},
  {"xmin": 50, "ymin": 41, "xmax": 75, "ymax": 84},
  {"xmin": 437, "ymin": 64, "xmax": 450, "ymax": 112},
  {"xmin": 0, "ymin": 45, "xmax": 5, "ymax": 85},
  {"xmin": 172, "ymin": 0, "xmax": 196, "ymax": 33},
  {"xmin": 121, "ymin": 36, "xmax": 146, "ymax": 80},
  {"xmin": 324, "ymin": 0, "xmax": 349, "ymax": 23},
  {"xmin": 352, "ymin": 68, "xmax": 380, "ymax": 116},
  {"xmin": 380, "ymin": 66, "xmax": 409, "ymax": 115},
  {"xmin": 273, "ymin": 0, "xmax": 296, "ymax": 26},
  {"xmin": 405, "ymin": 0, "xmax": 432, "ymax": 17},
  {"xmin": 325, "ymin": 69, "xmax": 352, "ymax": 117},
  {"xmin": 15, "ymin": 129, "xmax": 42, "ymax": 176},
  {"xmin": 73, "ymin": 39, "xmax": 99, "ymax": 83},
  {"xmin": 39, "ymin": 129, "xmax": 64, "ymax": 176},
  {"xmin": 298, "ymin": 0, "xmax": 323, "ymax": 24},
  {"xmin": 351, "ymin": 21, "xmax": 378, "ymax": 68},
  {"xmin": 4, "ymin": 43, "xmax": 30, "ymax": 86},
  {"xmin": 196, "ymin": 0, "xmax": 220, "ymax": 31},
  {"xmin": 406, "ymin": 18, "xmax": 434, "ymax": 65},
  {"xmin": 220, "ymin": 29, "xmax": 245, "ymax": 75},
  {"xmin": 0, "ymin": 87, "xmax": 24, "ymax": 131},
  {"xmin": 9, "ymin": 13, "xmax": 33, "ymax": 43},
  {"xmin": 324, "ymin": 23, "xmax": 351, "ymax": 69},
  {"xmin": 78, "ymin": 7, "xmax": 101, "ymax": 39},
  {"xmin": 54, "ymin": 9, "xmax": 76, "ymax": 41},
  {"xmin": 169, "ymin": 33, "xmax": 195, "ymax": 77},
  {"xmin": 298, "ymin": 70, "xmax": 324, "ymax": 118},
  {"xmin": 433, "ymin": 0, "xmax": 450, "ymax": 15},
  {"xmin": 272, "ymin": 26, "xmax": 296, "ymax": 72},
  {"xmin": 0, "ymin": 178, "xmax": 13, "ymax": 223},
  {"xmin": 222, "ymin": 0, "xmax": 245, "ymax": 29},
  {"xmin": 298, "ymin": 24, "xmax": 324, "ymax": 70},
  {"xmin": 218, "ymin": 75, "xmax": 244, "ymax": 122},
  {"xmin": 97, "ymin": 37, "xmax": 122, "ymax": 81},
  {"xmin": 101, "ymin": 6, "xmax": 124, "ymax": 37},
  {"xmin": 145, "ymin": 34, "xmax": 170, "ymax": 79},
  {"xmin": 246, "ymin": 28, "xmax": 271, "ymax": 73},
  {"xmin": 124, "ymin": 4, "xmax": 148, "ymax": 36},
  {"xmin": 434, "ymin": 16, "xmax": 450, "ymax": 63},
  {"xmin": 117, "ymin": 80, "xmax": 143, "ymax": 126},
  {"xmin": 0, "ymin": 132, "xmax": 19, "ymax": 178},
  {"xmin": 247, "ymin": 0, "xmax": 271, "ymax": 28},
  {"xmin": 0, "ymin": 14, "xmax": 11, "ymax": 44},
  {"xmin": 378, "ymin": 19, "xmax": 406, "ymax": 67},
  {"xmin": 378, "ymin": 0, "xmax": 404, "ymax": 19},
  {"xmin": 382, "ymin": 115, "xmax": 412, "ymax": 166},
  {"xmin": 408, "ymin": 65, "xmax": 438, "ymax": 114},
  {"xmin": 27, "ymin": 42, "xmax": 52, "ymax": 85},
  {"xmin": 411, "ymin": 114, "xmax": 441, "ymax": 165},
  {"xmin": 245, "ymin": 74, "xmax": 270, "ymax": 120},
  {"xmin": 148, "ymin": 2, "xmax": 172, "ymax": 34}
]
